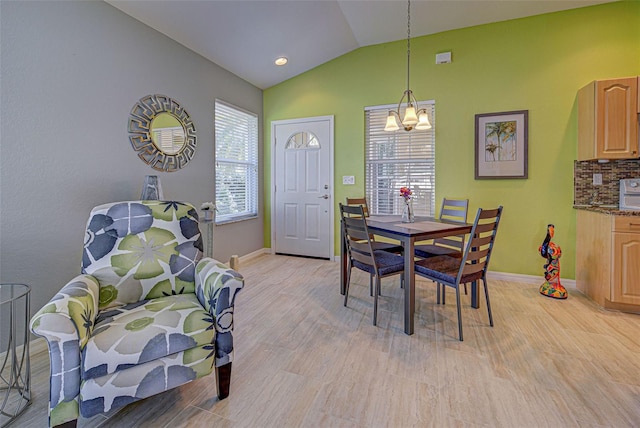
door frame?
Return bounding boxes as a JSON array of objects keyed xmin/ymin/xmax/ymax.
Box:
[{"xmin": 270, "ymin": 115, "xmax": 335, "ymax": 259}]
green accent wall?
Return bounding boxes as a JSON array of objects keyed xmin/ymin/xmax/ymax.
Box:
[{"xmin": 264, "ymin": 1, "xmax": 640, "ymax": 279}]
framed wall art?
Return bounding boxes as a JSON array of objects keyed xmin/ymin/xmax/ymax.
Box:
[{"xmin": 475, "ymin": 110, "xmax": 528, "ymax": 179}]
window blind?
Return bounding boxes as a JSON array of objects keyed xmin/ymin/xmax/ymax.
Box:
[
  {"xmin": 215, "ymin": 100, "xmax": 259, "ymax": 223},
  {"xmin": 152, "ymin": 127, "xmax": 185, "ymax": 153},
  {"xmin": 365, "ymin": 102, "xmax": 436, "ymax": 217}
]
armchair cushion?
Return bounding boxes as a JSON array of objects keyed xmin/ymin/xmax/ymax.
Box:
[
  {"xmin": 83, "ymin": 201, "xmax": 202, "ymax": 310},
  {"xmin": 82, "ymin": 294, "xmax": 214, "ymax": 380}
]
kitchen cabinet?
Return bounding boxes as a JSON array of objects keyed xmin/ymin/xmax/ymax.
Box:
[
  {"xmin": 577, "ymin": 76, "xmax": 639, "ymax": 161},
  {"xmin": 576, "ymin": 210, "xmax": 640, "ymax": 312},
  {"xmin": 612, "ymin": 216, "xmax": 640, "ymax": 305}
]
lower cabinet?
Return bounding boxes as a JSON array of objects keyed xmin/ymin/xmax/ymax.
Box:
[
  {"xmin": 577, "ymin": 210, "xmax": 640, "ymax": 312},
  {"xmin": 612, "ymin": 219, "xmax": 640, "ymax": 305}
]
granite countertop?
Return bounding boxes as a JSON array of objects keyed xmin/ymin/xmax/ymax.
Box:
[{"xmin": 573, "ymin": 205, "xmax": 640, "ymax": 216}]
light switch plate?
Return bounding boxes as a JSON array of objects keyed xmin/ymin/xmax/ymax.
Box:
[{"xmin": 342, "ymin": 176, "xmax": 355, "ymax": 185}]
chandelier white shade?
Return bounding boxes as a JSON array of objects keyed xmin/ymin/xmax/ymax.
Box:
[{"xmin": 384, "ymin": 0, "xmax": 432, "ymax": 132}]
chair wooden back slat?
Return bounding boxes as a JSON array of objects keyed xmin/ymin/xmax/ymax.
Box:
[
  {"xmin": 340, "ymin": 203, "xmax": 377, "ymax": 275},
  {"xmin": 469, "ymin": 234, "xmax": 493, "ymax": 248},
  {"xmin": 344, "ymin": 217, "xmax": 368, "ymax": 235},
  {"xmin": 434, "ymin": 237, "xmax": 464, "ymax": 250},
  {"xmin": 478, "ymin": 207, "xmax": 501, "ymax": 219},
  {"xmin": 433, "ymin": 198, "xmax": 469, "ymax": 251},
  {"xmin": 439, "ymin": 198, "xmax": 469, "ymax": 223},
  {"xmin": 349, "ymin": 240, "xmax": 373, "ymax": 256},
  {"xmin": 345, "ymin": 197, "xmax": 370, "ymax": 217},
  {"xmin": 350, "ymin": 250, "xmax": 375, "ymax": 266},
  {"xmin": 440, "ymin": 199, "xmax": 468, "ymax": 223},
  {"xmin": 462, "ymin": 262, "xmax": 484, "ymax": 276},
  {"xmin": 456, "ymin": 206, "xmax": 502, "ymax": 284},
  {"xmin": 465, "ymin": 247, "xmax": 490, "ymax": 264},
  {"xmin": 474, "ymin": 222, "xmax": 498, "ymax": 234}
]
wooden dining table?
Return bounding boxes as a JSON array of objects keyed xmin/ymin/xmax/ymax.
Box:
[{"xmin": 340, "ymin": 215, "xmax": 473, "ymax": 335}]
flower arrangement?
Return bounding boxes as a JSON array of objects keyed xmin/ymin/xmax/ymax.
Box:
[
  {"xmin": 201, "ymin": 202, "xmax": 217, "ymax": 211},
  {"xmin": 399, "ymin": 187, "xmax": 414, "ymax": 223},
  {"xmin": 399, "ymin": 187, "xmax": 412, "ymax": 201},
  {"xmin": 200, "ymin": 202, "xmax": 217, "ymax": 222}
]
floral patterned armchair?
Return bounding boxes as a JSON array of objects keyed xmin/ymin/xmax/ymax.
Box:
[{"xmin": 30, "ymin": 201, "xmax": 244, "ymax": 427}]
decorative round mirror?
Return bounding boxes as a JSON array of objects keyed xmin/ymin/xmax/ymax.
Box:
[
  {"xmin": 150, "ymin": 113, "xmax": 186, "ymax": 155},
  {"xmin": 128, "ymin": 94, "xmax": 197, "ymax": 172}
]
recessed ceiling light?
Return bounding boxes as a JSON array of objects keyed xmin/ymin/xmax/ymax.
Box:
[{"xmin": 274, "ymin": 57, "xmax": 288, "ymax": 66}]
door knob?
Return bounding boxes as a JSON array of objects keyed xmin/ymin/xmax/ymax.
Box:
[{"xmin": 318, "ymin": 194, "xmax": 329, "ymax": 199}]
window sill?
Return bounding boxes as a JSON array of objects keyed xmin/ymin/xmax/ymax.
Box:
[{"xmin": 215, "ymin": 215, "xmax": 258, "ymax": 226}]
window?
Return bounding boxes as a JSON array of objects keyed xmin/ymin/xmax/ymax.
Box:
[
  {"xmin": 152, "ymin": 127, "xmax": 185, "ymax": 154},
  {"xmin": 365, "ymin": 102, "xmax": 436, "ymax": 217},
  {"xmin": 215, "ymin": 100, "xmax": 258, "ymax": 223}
]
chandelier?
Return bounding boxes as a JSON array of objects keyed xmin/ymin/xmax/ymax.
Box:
[{"xmin": 384, "ymin": 0, "xmax": 432, "ymax": 132}]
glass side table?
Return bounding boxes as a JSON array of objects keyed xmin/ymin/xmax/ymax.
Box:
[{"xmin": 0, "ymin": 284, "xmax": 31, "ymax": 427}]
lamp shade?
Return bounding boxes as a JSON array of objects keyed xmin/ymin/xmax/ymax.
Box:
[
  {"xmin": 415, "ymin": 112, "xmax": 432, "ymax": 130},
  {"xmin": 384, "ymin": 113, "xmax": 400, "ymax": 132},
  {"xmin": 402, "ymin": 106, "xmax": 419, "ymax": 127}
]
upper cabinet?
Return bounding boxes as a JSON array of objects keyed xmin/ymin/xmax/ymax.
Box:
[{"xmin": 578, "ymin": 77, "xmax": 640, "ymax": 161}]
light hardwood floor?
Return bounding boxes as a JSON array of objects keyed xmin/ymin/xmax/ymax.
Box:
[{"xmin": 16, "ymin": 254, "xmax": 640, "ymax": 427}]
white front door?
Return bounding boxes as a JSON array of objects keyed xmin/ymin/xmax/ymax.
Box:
[{"xmin": 272, "ymin": 116, "xmax": 334, "ymax": 259}]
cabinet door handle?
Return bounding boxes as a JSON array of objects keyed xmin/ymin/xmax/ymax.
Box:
[{"xmin": 629, "ymin": 222, "xmax": 640, "ymax": 227}]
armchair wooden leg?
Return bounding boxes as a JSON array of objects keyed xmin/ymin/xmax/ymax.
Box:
[{"xmin": 216, "ymin": 362, "xmax": 232, "ymax": 400}]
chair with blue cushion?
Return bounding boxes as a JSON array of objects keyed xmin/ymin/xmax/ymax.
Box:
[
  {"xmin": 340, "ymin": 203, "xmax": 404, "ymax": 325},
  {"xmin": 30, "ymin": 201, "xmax": 244, "ymax": 427},
  {"xmin": 414, "ymin": 206, "xmax": 502, "ymax": 341},
  {"xmin": 414, "ymin": 197, "xmax": 469, "ymax": 259},
  {"xmin": 415, "ymin": 198, "xmax": 469, "ymax": 299},
  {"xmin": 345, "ymin": 197, "xmax": 403, "ymax": 254}
]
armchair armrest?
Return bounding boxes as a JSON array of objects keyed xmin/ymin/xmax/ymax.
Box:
[
  {"xmin": 29, "ymin": 274, "xmax": 99, "ymax": 427},
  {"xmin": 195, "ymin": 258, "xmax": 244, "ymax": 366},
  {"xmin": 30, "ymin": 274, "xmax": 100, "ymax": 347}
]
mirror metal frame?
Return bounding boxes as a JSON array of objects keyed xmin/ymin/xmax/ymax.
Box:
[{"xmin": 128, "ymin": 94, "xmax": 197, "ymax": 172}]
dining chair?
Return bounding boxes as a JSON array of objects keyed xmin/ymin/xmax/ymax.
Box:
[
  {"xmin": 345, "ymin": 197, "xmax": 403, "ymax": 254},
  {"xmin": 414, "ymin": 198, "xmax": 469, "ymax": 259},
  {"xmin": 414, "ymin": 206, "xmax": 502, "ymax": 341},
  {"xmin": 414, "ymin": 198, "xmax": 469, "ymax": 295},
  {"xmin": 340, "ymin": 203, "xmax": 404, "ymax": 325}
]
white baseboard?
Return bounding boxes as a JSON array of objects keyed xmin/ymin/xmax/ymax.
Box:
[
  {"xmin": 487, "ymin": 271, "xmax": 576, "ymax": 289},
  {"xmin": 238, "ymin": 248, "xmax": 272, "ymax": 263},
  {"xmin": 266, "ymin": 251, "xmax": 578, "ymax": 288}
]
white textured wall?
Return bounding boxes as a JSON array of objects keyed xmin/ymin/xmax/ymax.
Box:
[{"xmin": 0, "ymin": 1, "xmax": 263, "ymax": 316}]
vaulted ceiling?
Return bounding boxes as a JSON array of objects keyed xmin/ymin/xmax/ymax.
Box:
[{"xmin": 106, "ymin": 0, "xmax": 614, "ymax": 89}]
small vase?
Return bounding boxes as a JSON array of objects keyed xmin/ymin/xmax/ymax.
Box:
[
  {"xmin": 402, "ymin": 199, "xmax": 415, "ymax": 223},
  {"xmin": 203, "ymin": 210, "xmax": 214, "ymax": 222}
]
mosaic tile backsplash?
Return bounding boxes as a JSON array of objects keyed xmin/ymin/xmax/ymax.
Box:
[{"xmin": 574, "ymin": 159, "xmax": 640, "ymax": 206}]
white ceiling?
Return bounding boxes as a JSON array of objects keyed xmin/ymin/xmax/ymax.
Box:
[{"xmin": 106, "ymin": 0, "xmax": 614, "ymax": 89}]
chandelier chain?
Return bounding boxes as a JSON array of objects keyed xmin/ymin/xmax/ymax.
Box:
[
  {"xmin": 406, "ymin": 0, "xmax": 411, "ymax": 94},
  {"xmin": 384, "ymin": 0, "xmax": 431, "ymax": 132}
]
